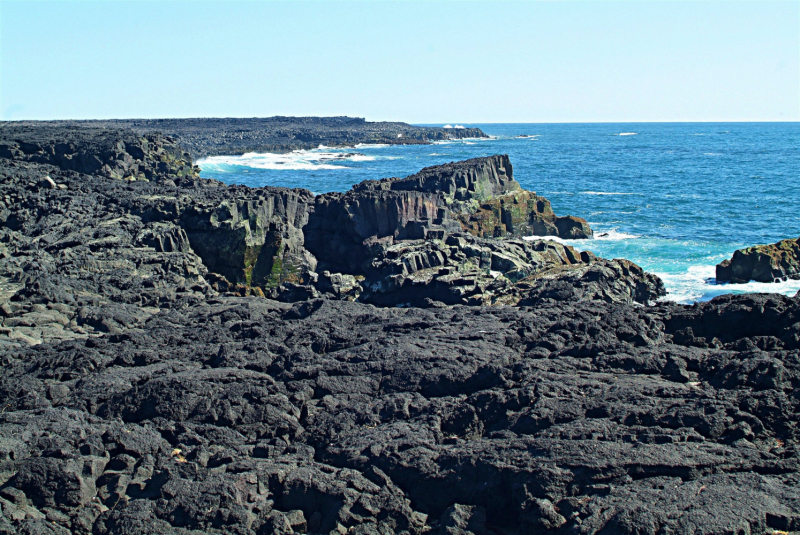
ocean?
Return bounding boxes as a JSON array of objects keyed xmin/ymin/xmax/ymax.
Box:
[{"xmin": 197, "ymin": 123, "xmax": 800, "ymax": 304}]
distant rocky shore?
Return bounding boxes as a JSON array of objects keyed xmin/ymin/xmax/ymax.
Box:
[
  {"xmin": 0, "ymin": 121, "xmax": 798, "ymax": 535},
  {"xmin": 3, "ymin": 117, "xmax": 488, "ymax": 159}
]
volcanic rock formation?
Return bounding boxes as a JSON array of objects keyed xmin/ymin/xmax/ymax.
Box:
[
  {"xmin": 0, "ymin": 123, "xmax": 798, "ymax": 535},
  {"xmin": 717, "ymin": 237, "xmax": 800, "ymax": 283}
]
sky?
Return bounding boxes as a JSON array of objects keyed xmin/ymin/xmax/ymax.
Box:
[{"xmin": 0, "ymin": 0, "xmax": 798, "ymax": 123}]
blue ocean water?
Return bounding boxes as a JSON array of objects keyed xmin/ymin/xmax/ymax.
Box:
[{"xmin": 198, "ymin": 123, "xmax": 800, "ymax": 303}]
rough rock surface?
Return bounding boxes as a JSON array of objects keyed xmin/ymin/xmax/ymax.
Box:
[
  {"xmin": 717, "ymin": 237, "xmax": 800, "ymax": 283},
  {"xmin": 1, "ymin": 295, "xmax": 799, "ymax": 534},
  {"xmin": 0, "ymin": 123, "xmax": 798, "ymax": 534},
  {"xmin": 337, "ymin": 234, "xmax": 664, "ymax": 308},
  {"xmin": 0, "ymin": 125, "xmax": 198, "ymax": 182},
  {"xmin": 305, "ymin": 155, "xmax": 593, "ymax": 277},
  {"xmin": 2, "ymin": 118, "xmax": 488, "ymax": 159}
]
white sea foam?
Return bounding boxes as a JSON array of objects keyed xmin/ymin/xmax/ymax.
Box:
[
  {"xmin": 580, "ymin": 191, "xmax": 643, "ymax": 196},
  {"xmin": 454, "ymin": 125, "xmax": 466, "ymax": 129},
  {"xmin": 616, "ymin": 132, "xmax": 637, "ymax": 136},
  {"xmin": 443, "ymin": 124, "xmax": 453, "ymax": 129},
  {"xmin": 433, "ymin": 136, "xmax": 495, "ymax": 145},
  {"xmin": 354, "ymin": 143, "xmax": 391, "ymax": 149},
  {"xmin": 523, "ymin": 235, "xmax": 571, "ymax": 245},
  {"xmin": 522, "ymin": 228, "xmax": 639, "ymax": 245},
  {"xmin": 656, "ymin": 264, "xmax": 800, "ymax": 304},
  {"xmin": 198, "ymin": 149, "xmax": 371, "ymax": 171}
]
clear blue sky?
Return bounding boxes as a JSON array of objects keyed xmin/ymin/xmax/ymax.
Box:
[{"xmin": 1, "ymin": 0, "xmax": 798, "ymax": 123}]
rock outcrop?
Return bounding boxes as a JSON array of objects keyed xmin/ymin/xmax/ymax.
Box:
[
  {"xmin": 2, "ymin": 123, "xmax": 797, "ymax": 535},
  {"xmin": 716, "ymin": 237, "xmax": 800, "ymax": 283},
  {"xmin": 320, "ymin": 234, "xmax": 664, "ymax": 308},
  {"xmin": 305, "ymin": 155, "xmax": 593, "ymax": 276}
]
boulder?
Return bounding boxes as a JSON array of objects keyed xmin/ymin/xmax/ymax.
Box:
[
  {"xmin": 38, "ymin": 175, "xmax": 57, "ymax": 189},
  {"xmin": 716, "ymin": 237, "xmax": 800, "ymax": 283}
]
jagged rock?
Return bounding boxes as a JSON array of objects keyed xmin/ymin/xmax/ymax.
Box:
[
  {"xmin": 0, "ymin": 125, "xmax": 198, "ymax": 182},
  {"xmin": 438, "ymin": 504, "xmax": 489, "ymax": 535},
  {"xmin": 519, "ymin": 498, "xmax": 566, "ymax": 531},
  {"xmin": 177, "ymin": 190, "xmax": 315, "ymax": 287},
  {"xmin": 717, "ymin": 236, "xmax": 800, "ymax": 283},
  {"xmin": 316, "ymin": 271, "xmax": 361, "ymax": 299},
  {"xmin": 1, "ymin": 294, "xmax": 798, "ymax": 534},
  {"xmin": 555, "ymin": 214, "xmax": 593, "ymax": 239},
  {"xmin": 455, "ymin": 189, "xmax": 593, "ymax": 240},
  {"xmin": 378, "ymin": 154, "xmax": 521, "ymax": 202},
  {"xmin": 355, "ymin": 234, "xmax": 663, "ymax": 307},
  {"xmin": 305, "ymin": 155, "xmax": 592, "ymax": 276}
]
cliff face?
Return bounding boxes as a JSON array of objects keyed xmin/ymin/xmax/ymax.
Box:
[
  {"xmin": 717, "ymin": 237, "xmax": 800, "ymax": 283},
  {"xmin": 178, "ymin": 191, "xmax": 315, "ymax": 287},
  {"xmin": 305, "ymin": 155, "xmax": 593, "ymax": 276},
  {"xmin": 0, "ymin": 124, "xmax": 799, "ymax": 535}
]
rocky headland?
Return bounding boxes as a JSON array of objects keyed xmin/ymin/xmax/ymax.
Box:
[
  {"xmin": 2, "ymin": 117, "xmax": 488, "ymax": 160},
  {"xmin": 717, "ymin": 237, "xmax": 800, "ymax": 284},
  {"xmin": 0, "ymin": 122, "xmax": 798, "ymax": 535}
]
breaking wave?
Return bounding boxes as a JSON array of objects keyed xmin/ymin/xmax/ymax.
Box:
[{"xmin": 198, "ymin": 149, "xmax": 375, "ymax": 171}]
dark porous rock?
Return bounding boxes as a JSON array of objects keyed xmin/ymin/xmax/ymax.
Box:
[
  {"xmin": 1, "ymin": 123, "xmax": 797, "ymax": 534},
  {"xmin": 354, "ymin": 234, "xmax": 663, "ymax": 307},
  {"xmin": 1, "ymin": 295, "xmax": 799, "ymax": 534},
  {"xmin": 716, "ymin": 236, "xmax": 800, "ymax": 283},
  {"xmin": 0, "ymin": 124, "xmax": 198, "ymax": 182},
  {"xmin": 305, "ymin": 155, "xmax": 593, "ymax": 277}
]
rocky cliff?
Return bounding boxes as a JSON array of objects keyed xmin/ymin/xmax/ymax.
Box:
[
  {"xmin": 305, "ymin": 155, "xmax": 592, "ymax": 276},
  {"xmin": 717, "ymin": 237, "xmax": 800, "ymax": 283},
  {"xmin": 0, "ymin": 123, "xmax": 798, "ymax": 535}
]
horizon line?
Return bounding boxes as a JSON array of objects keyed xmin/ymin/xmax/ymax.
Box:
[{"xmin": 1, "ymin": 117, "xmax": 799, "ymax": 125}]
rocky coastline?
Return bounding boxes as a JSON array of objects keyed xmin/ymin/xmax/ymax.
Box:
[
  {"xmin": 2, "ymin": 117, "xmax": 488, "ymax": 160},
  {"xmin": 0, "ymin": 122, "xmax": 798, "ymax": 535}
]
